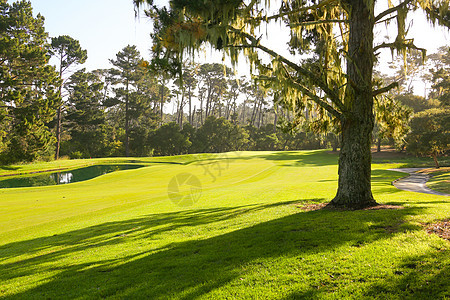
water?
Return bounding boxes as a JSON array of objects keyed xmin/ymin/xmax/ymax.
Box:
[{"xmin": 0, "ymin": 164, "xmax": 144, "ymax": 189}]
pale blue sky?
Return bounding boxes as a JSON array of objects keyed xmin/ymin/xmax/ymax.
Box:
[{"xmin": 30, "ymin": 0, "xmax": 165, "ymax": 71}]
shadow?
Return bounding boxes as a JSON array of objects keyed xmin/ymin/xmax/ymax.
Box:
[
  {"xmin": 0, "ymin": 166, "xmax": 19, "ymax": 171},
  {"xmin": 1, "ymin": 200, "xmax": 426, "ymax": 299},
  {"xmin": 363, "ymin": 251, "xmax": 450, "ymax": 299},
  {"xmin": 0, "ymin": 201, "xmax": 301, "ymax": 262},
  {"xmin": 280, "ymin": 249, "xmax": 449, "ymax": 299},
  {"xmin": 185, "ymin": 150, "xmax": 339, "ymax": 168},
  {"xmin": 259, "ymin": 150, "xmax": 338, "ymax": 167}
]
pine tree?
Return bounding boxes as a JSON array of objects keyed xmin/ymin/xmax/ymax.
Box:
[
  {"xmin": 49, "ymin": 35, "xmax": 87, "ymax": 160},
  {"xmin": 0, "ymin": 0, "xmax": 59, "ymax": 163},
  {"xmin": 64, "ymin": 69, "xmax": 109, "ymax": 158},
  {"xmin": 108, "ymin": 45, "xmax": 145, "ymax": 156}
]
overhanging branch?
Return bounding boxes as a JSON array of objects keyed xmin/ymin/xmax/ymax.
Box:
[
  {"xmin": 228, "ymin": 27, "xmax": 346, "ymax": 114},
  {"xmin": 373, "ymin": 82, "xmax": 399, "ymax": 97},
  {"xmin": 373, "ymin": 41, "xmax": 427, "ymax": 53},
  {"xmin": 290, "ymin": 19, "xmax": 348, "ymax": 28},
  {"xmin": 253, "ymin": 0, "xmax": 338, "ymax": 22},
  {"xmin": 290, "ymin": 80, "xmax": 343, "ymax": 120},
  {"xmin": 374, "ymin": 0, "xmax": 413, "ymax": 23}
]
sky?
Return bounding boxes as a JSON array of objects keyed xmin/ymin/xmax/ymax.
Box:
[
  {"xmin": 28, "ymin": 0, "xmax": 450, "ymax": 94},
  {"xmin": 29, "ymin": 0, "xmax": 162, "ymax": 71}
]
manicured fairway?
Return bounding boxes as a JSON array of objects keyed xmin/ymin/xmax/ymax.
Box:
[{"xmin": 0, "ymin": 151, "xmax": 448, "ymax": 299}]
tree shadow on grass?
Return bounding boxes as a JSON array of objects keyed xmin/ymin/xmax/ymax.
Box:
[
  {"xmin": 0, "ymin": 165, "xmax": 20, "ymax": 171},
  {"xmin": 363, "ymin": 250, "xmax": 450, "ymax": 299},
  {"xmin": 1, "ymin": 200, "xmax": 428, "ymax": 299},
  {"xmin": 260, "ymin": 150, "xmax": 338, "ymax": 167},
  {"xmin": 186, "ymin": 150, "xmax": 339, "ymax": 168},
  {"xmin": 282, "ymin": 250, "xmax": 449, "ymax": 300},
  {"xmin": 0, "ymin": 200, "xmax": 302, "ymax": 262}
]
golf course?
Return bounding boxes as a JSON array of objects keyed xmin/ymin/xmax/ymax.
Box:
[{"xmin": 0, "ymin": 150, "xmax": 448, "ymax": 299}]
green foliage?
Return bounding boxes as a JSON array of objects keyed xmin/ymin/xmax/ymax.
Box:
[
  {"xmin": 0, "ymin": 0, "xmax": 59, "ymax": 163},
  {"xmin": 193, "ymin": 116, "xmax": 249, "ymax": 153},
  {"xmin": 429, "ymin": 47, "xmax": 450, "ymax": 107},
  {"xmin": 374, "ymin": 95, "xmax": 412, "ymax": 149},
  {"xmin": 406, "ymin": 107, "xmax": 450, "ymax": 167},
  {"xmin": 245, "ymin": 124, "xmax": 279, "ymax": 151},
  {"xmin": 62, "ymin": 69, "xmax": 120, "ymax": 158},
  {"xmin": 395, "ymin": 94, "xmax": 439, "ymax": 113},
  {"xmin": 50, "ymin": 35, "xmax": 87, "ymax": 74},
  {"xmin": 108, "ymin": 45, "xmax": 152, "ymax": 156},
  {"xmin": 150, "ymin": 122, "xmax": 191, "ymax": 156},
  {"xmin": 49, "ymin": 34, "xmax": 87, "ymax": 159}
]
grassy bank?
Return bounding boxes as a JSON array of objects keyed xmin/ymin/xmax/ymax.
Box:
[{"xmin": 0, "ymin": 150, "xmax": 448, "ymax": 299}]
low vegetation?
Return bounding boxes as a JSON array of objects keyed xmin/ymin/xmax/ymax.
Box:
[{"xmin": 0, "ymin": 150, "xmax": 448, "ymax": 299}]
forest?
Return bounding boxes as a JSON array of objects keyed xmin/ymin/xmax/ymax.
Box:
[{"xmin": 0, "ymin": 0, "xmax": 448, "ymax": 165}]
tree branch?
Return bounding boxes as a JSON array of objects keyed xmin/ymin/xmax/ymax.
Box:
[
  {"xmin": 373, "ymin": 41, "xmax": 427, "ymax": 53},
  {"xmin": 374, "ymin": 0, "xmax": 413, "ymax": 23},
  {"xmin": 290, "ymin": 19, "xmax": 348, "ymax": 28},
  {"xmin": 229, "ymin": 27, "xmax": 346, "ymax": 113},
  {"xmin": 290, "ymin": 79, "xmax": 343, "ymax": 120},
  {"xmin": 254, "ymin": 0, "xmax": 338, "ymax": 22},
  {"xmin": 372, "ymin": 82, "xmax": 399, "ymax": 97}
]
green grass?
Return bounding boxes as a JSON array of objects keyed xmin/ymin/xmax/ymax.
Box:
[
  {"xmin": 427, "ymin": 171, "xmax": 450, "ymax": 195},
  {"xmin": 0, "ymin": 150, "xmax": 448, "ymax": 299}
]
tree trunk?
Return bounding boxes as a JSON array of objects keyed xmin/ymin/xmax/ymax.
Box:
[
  {"xmin": 200, "ymin": 96, "xmax": 204, "ymax": 125},
  {"xmin": 178, "ymin": 90, "xmax": 184, "ymax": 129},
  {"xmin": 160, "ymin": 81, "xmax": 165, "ymax": 127},
  {"xmin": 188, "ymin": 85, "xmax": 192, "ymax": 124},
  {"xmin": 328, "ymin": 0, "xmax": 377, "ymax": 209},
  {"xmin": 55, "ymin": 105, "xmax": 62, "ymax": 160},
  {"xmin": 250, "ymin": 99, "xmax": 258, "ymax": 126},
  {"xmin": 55, "ymin": 52, "xmax": 64, "ymax": 160},
  {"xmin": 432, "ymin": 152, "xmax": 440, "ymax": 169},
  {"xmin": 125, "ymin": 80, "xmax": 130, "ymax": 157},
  {"xmin": 273, "ymin": 104, "xmax": 278, "ymax": 133},
  {"xmin": 241, "ymin": 100, "xmax": 246, "ymax": 125}
]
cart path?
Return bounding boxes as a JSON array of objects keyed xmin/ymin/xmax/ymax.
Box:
[{"xmin": 388, "ymin": 168, "xmax": 450, "ymax": 196}]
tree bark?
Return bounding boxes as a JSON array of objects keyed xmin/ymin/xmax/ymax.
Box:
[
  {"xmin": 54, "ymin": 50, "xmax": 64, "ymax": 160},
  {"xmin": 432, "ymin": 152, "xmax": 440, "ymax": 169},
  {"xmin": 55, "ymin": 105, "xmax": 62, "ymax": 160},
  {"xmin": 160, "ymin": 83, "xmax": 164, "ymax": 127},
  {"xmin": 241, "ymin": 100, "xmax": 246, "ymax": 125},
  {"xmin": 328, "ymin": 0, "xmax": 377, "ymax": 209},
  {"xmin": 188, "ymin": 85, "xmax": 192, "ymax": 124},
  {"xmin": 199, "ymin": 95, "xmax": 204, "ymax": 125},
  {"xmin": 125, "ymin": 80, "xmax": 130, "ymax": 157}
]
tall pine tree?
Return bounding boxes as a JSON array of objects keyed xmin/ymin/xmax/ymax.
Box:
[
  {"xmin": 50, "ymin": 35, "xmax": 87, "ymax": 160},
  {"xmin": 108, "ymin": 45, "xmax": 145, "ymax": 156},
  {"xmin": 0, "ymin": 0, "xmax": 59, "ymax": 163}
]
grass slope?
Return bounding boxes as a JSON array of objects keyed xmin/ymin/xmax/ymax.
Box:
[
  {"xmin": 0, "ymin": 150, "xmax": 448, "ymax": 299},
  {"xmin": 424, "ymin": 168, "xmax": 450, "ymax": 195}
]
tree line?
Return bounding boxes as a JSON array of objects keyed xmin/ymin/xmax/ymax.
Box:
[{"xmin": 0, "ymin": 0, "xmax": 448, "ymax": 170}]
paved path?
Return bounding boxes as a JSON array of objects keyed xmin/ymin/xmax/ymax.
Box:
[{"xmin": 388, "ymin": 168, "xmax": 450, "ymax": 196}]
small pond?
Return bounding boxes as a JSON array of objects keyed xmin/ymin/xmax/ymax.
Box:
[{"xmin": 0, "ymin": 164, "xmax": 145, "ymax": 189}]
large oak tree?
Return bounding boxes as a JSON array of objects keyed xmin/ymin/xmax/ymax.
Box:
[{"xmin": 134, "ymin": 0, "xmax": 449, "ymax": 209}]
